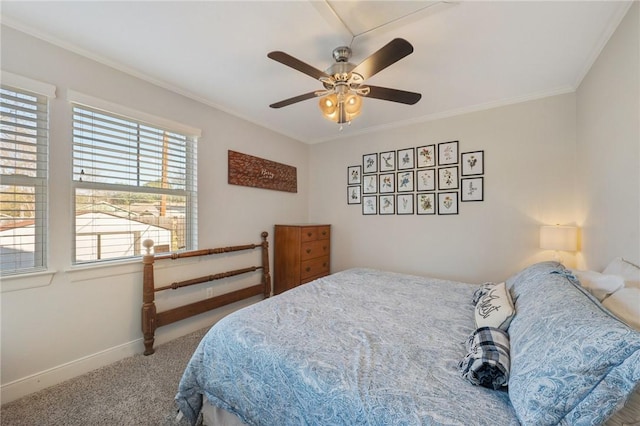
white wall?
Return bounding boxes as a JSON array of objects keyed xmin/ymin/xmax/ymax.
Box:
[
  {"xmin": 576, "ymin": 2, "xmax": 640, "ymax": 270},
  {"xmin": 0, "ymin": 26, "xmax": 309, "ymax": 402},
  {"xmin": 309, "ymin": 4, "xmax": 639, "ymax": 284},
  {"xmin": 309, "ymin": 94, "xmax": 578, "ymax": 284}
]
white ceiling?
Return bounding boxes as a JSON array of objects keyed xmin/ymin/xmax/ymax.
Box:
[{"xmin": 0, "ymin": 1, "xmax": 631, "ymax": 144}]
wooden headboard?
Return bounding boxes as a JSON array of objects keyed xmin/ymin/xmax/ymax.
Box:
[{"xmin": 141, "ymin": 231, "xmax": 271, "ymax": 355}]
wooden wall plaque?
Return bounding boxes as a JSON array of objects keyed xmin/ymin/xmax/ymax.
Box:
[{"xmin": 228, "ymin": 150, "xmax": 297, "ymax": 193}]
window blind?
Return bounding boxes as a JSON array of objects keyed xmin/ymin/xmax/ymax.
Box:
[
  {"xmin": 71, "ymin": 105, "xmax": 197, "ymax": 264},
  {"xmin": 0, "ymin": 86, "xmax": 49, "ymax": 275}
]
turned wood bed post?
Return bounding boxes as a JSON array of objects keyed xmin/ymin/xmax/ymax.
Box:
[
  {"xmin": 261, "ymin": 231, "xmax": 272, "ymax": 298},
  {"xmin": 141, "ymin": 239, "xmax": 157, "ymax": 356},
  {"xmin": 141, "ymin": 232, "xmax": 271, "ymax": 356}
]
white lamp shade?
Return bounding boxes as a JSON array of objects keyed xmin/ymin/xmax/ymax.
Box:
[{"xmin": 540, "ymin": 225, "xmax": 578, "ymax": 251}]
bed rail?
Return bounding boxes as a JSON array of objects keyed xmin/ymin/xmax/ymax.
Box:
[{"xmin": 142, "ymin": 231, "xmax": 271, "ymax": 355}]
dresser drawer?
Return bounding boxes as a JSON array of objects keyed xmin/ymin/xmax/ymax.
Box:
[
  {"xmin": 300, "ymin": 240, "xmax": 330, "ymax": 261},
  {"xmin": 300, "ymin": 225, "xmax": 331, "ymax": 242},
  {"xmin": 300, "ymin": 256, "xmax": 330, "ymax": 280},
  {"xmin": 316, "ymin": 226, "xmax": 330, "ymax": 240}
]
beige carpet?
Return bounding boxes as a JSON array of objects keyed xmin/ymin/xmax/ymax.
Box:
[{"xmin": 1, "ymin": 327, "xmax": 209, "ymax": 426}]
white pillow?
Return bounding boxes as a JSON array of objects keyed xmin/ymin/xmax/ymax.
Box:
[
  {"xmin": 570, "ymin": 269, "xmax": 625, "ymax": 301},
  {"xmin": 603, "ymin": 257, "xmax": 640, "ymax": 288},
  {"xmin": 602, "ymin": 287, "xmax": 640, "ymax": 331},
  {"xmin": 475, "ymin": 281, "xmax": 515, "ymax": 331}
]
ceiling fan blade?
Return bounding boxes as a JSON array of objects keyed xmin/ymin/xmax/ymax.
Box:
[
  {"xmin": 351, "ymin": 38, "xmax": 414, "ymax": 81},
  {"xmin": 268, "ymin": 51, "xmax": 331, "ymax": 81},
  {"xmin": 365, "ymin": 85, "xmax": 422, "ymax": 105},
  {"xmin": 269, "ymin": 91, "xmax": 319, "ymax": 109}
]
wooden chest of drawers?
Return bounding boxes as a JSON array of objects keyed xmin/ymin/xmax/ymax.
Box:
[{"xmin": 274, "ymin": 224, "xmax": 330, "ymax": 295}]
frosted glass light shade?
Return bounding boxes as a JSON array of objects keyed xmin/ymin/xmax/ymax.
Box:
[
  {"xmin": 319, "ymin": 94, "xmax": 362, "ymax": 124},
  {"xmin": 539, "ymin": 225, "xmax": 578, "ymax": 251}
]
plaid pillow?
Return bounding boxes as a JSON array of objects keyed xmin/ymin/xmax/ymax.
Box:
[{"xmin": 458, "ymin": 326, "xmax": 510, "ymax": 390}]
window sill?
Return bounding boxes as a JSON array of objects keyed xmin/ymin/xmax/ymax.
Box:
[{"xmin": 1, "ymin": 270, "xmax": 57, "ymax": 293}]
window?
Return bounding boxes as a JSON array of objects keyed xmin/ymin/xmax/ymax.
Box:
[
  {"xmin": 0, "ymin": 84, "xmax": 50, "ymax": 275},
  {"xmin": 71, "ymin": 104, "xmax": 197, "ymax": 264}
]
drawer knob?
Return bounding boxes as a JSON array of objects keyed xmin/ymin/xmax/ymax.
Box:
[
  {"xmin": 306, "ymin": 267, "xmax": 311, "ymax": 272},
  {"xmin": 306, "ymin": 249, "xmax": 311, "ymax": 254},
  {"xmin": 323, "ymin": 263, "xmax": 327, "ymax": 267},
  {"xmin": 321, "ymin": 231, "xmax": 326, "ymax": 236},
  {"xmin": 307, "ymin": 232, "xmax": 312, "ymax": 237}
]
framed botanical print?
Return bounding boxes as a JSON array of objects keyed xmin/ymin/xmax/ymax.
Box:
[
  {"xmin": 397, "ymin": 148, "xmax": 415, "ymax": 170},
  {"xmin": 437, "ymin": 141, "xmax": 459, "ymax": 165},
  {"xmin": 461, "ymin": 151, "xmax": 484, "ymax": 176},
  {"xmin": 397, "ymin": 171, "xmax": 414, "ymax": 192},
  {"xmin": 362, "ymin": 174, "xmax": 378, "ymax": 194},
  {"xmin": 363, "ymin": 153, "xmax": 378, "ymax": 174},
  {"xmin": 416, "ymin": 144, "xmax": 436, "ymax": 168},
  {"xmin": 347, "ymin": 185, "xmax": 361, "ymax": 204},
  {"xmin": 379, "ymin": 194, "xmax": 395, "ymax": 215},
  {"xmin": 438, "ymin": 166, "xmax": 459, "ymax": 190},
  {"xmin": 362, "ymin": 196, "xmax": 377, "ymax": 215},
  {"xmin": 347, "ymin": 165, "xmax": 361, "ymax": 185},
  {"xmin": 396, "ymin": 194, "xmax": 414, "ymax": 215},
  {"xmin": 379, "ymin": 151, "xmax": 396, "ymax": 172},
  {"xmin": 416, "ymin": 169, "xmax": 435, "ymax": 191},
  {"xmin": 416, "ymin": 193, "xmax": 436, "ymax": 215},
  {"xmin": 379, "ymin": 173, "xmax": 395, "ymax": 193},
  {"xmin": 438, "ymin": 192, "xmax": 459, "ymax": 215},
  {"xmin": 461, "ymin": 177, "xmax": 484, "ymax": 202}
]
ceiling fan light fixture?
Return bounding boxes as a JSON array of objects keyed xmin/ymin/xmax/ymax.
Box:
[
  {"xmin": 319, "ymin": 93, "xmax": 362, "ymax": 124},
  {"xmin": 344, "ymin": 93, "xmax": 362, "ymax": 115},
  {"xmin": 269, "ymin": 38, "xmax": 420, "ymax": 126},
  {"xmin": 319, "ymin": 93, "xmax": 338, "ymax": 117}
]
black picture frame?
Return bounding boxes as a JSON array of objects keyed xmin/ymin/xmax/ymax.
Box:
[
  {"xmin": 461, "ymin": 177, "xmax": 484, "ymax": 202},
  {"xmin": 416, "ymin": 169, "xmax": 435, "ymax": 191},
  {"xmin": 379, "ymin": 194, "xmax": 395, "ymax": 215},
  {"xmin": 397, "ymin": 148, "xmax": 415, "ymax": 170},
  {"xmin": 379, "ymin": 151, "xmax": 396, "ymax": 172},
  {"xmin": 396, "ymin": 194, "xmax": 414, "ymax": 215},
  {"xmin": 379, "ymin": 173, "xmax": 395, "ymax": 193},
  {"xmin": 416, "ymin": 193, "xmax": 436, "ymax": 215},
  {"xmin": 437, "ymin": 140, "xmax": 459, "ymax": 165},
  {"xmin": 362, "ymin": 174, "xmax": 378, "ymax": 194},
  {"xmin": 363, "ymin": 153, "xmax": 378, "ymax": 174},
  {"xmin": 397, "ymin": 170, "xmax": 414, "ymax": 192},
  {"xmin": 438, "ymin": 166, "xmax": 459, "ymax": 190},
  {"xmin": 347, "ymin": 185, "xmax": 361, "ymax": 204},
  {"xmin": 461, "ymin": 150, "xmax": 484, "ymax": 176},
  {"xmin": 362, "ymin": 195, "xmax": 377, "ymax": 215},
  {"xmin": 416, "ymin": 144, "xmax": 436, "ymax": 168},
  {"xmin": 347, "ymin": 165, "xmax": 361, "ymax": 185},
  {"xmin": 438, "ymin": 192, "xmax": 459, "ymax": 215}
]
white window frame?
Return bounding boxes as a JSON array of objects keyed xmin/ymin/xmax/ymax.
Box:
[
  {"xmin": 68, "ymin": 91, "xmax": 199, "ymax": 265},
  {"xmin": 0, "ymin": 71, "xmax": 55, "ymax": 277}
]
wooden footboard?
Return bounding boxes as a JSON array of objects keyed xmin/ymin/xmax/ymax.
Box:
[{"xmin": 141, "ymin": 231, "xmax": 271, "ymax": 355}]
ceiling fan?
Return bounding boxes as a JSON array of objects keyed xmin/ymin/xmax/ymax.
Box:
[{"xmin": 268, "ymin": 38, "xmax": 422, "ymax": 125}]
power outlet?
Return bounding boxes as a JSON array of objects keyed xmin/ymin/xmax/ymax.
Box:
[{"xmin": 206, "ymin": 287, "xmax": 214, "ymax": 298}]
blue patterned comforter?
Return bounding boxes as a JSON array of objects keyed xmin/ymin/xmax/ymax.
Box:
[{"xmin": 176, "ymin": 268, "xmax": 519, "ymax": 425}]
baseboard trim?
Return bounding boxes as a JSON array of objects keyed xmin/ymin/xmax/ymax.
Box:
[
  {"xmin": 1, "ymin": 300, "xmax": 255, "ymax": 405},
  {"xmin": 1, "ymin": 338, "xmax": 142, "ymax": 405}
]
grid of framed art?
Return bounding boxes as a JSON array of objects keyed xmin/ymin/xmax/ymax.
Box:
[{"xmin": 347, "ymin": 141, "xmax": 485, "ymax": 215}]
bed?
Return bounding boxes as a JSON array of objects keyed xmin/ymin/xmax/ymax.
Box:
[{"xmin": 175, "ymin": 261, "xmax": 640, "ymax": 426}]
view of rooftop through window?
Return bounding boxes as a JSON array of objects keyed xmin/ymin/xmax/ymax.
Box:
[
  {"xmin": 71, "ymin": 105, "xmax": 197, "ymax": 263},
  {"xmin": 0, "ymin": 85, "xmax": 48, "ymax": 275}
]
